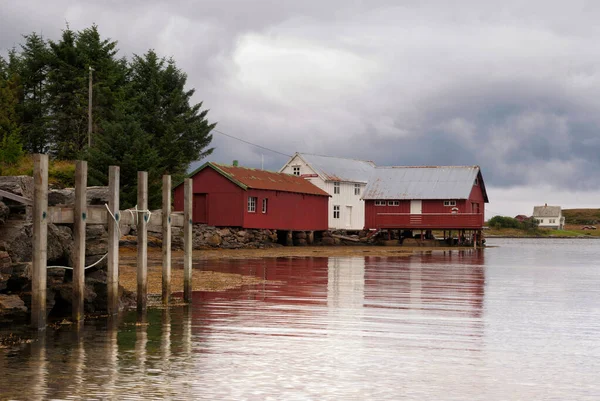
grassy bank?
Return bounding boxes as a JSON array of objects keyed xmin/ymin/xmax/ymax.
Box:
[{"xmin": 485, "ymin": 227, "xmax": 600, "ymax": 238}]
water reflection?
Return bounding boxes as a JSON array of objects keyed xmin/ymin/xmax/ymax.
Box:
[{"xmin": 2, "ymin": 244, "xmax": 600, "ymax": 400}]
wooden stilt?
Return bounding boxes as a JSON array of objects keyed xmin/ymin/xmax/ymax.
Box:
[
  {"xmin": 32, "ymin": 154, "xmax": 48, "ymax": 330},
  {"xmin": 162, "ymin": 175, "xmax": 172, "ymax": 305},
  {"xmin": 72, "ymin": 160, "xmax": 87, "ymax": 322},
  {"xmin": 137, "ymin": 171, "xmax": 148, "ymax": 312},
  {"xmin": 107, "ymin": 166, "xmax": 120, "ymax": 315},
  {"xmin": 183, "ymin": 178, "xmax": 193, "ymax": 303}
]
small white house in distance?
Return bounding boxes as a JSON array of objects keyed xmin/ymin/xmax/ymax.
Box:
[
  {"xmin": 532, "ymin": 204, "xmax": 565, "ymax": 229},
  {"xmin": 280, "ymin": 152, "xmax": 376, "ymax": 230}
]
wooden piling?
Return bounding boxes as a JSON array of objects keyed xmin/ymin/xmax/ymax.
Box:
[
  {"xmin": 107, "ymin": 166, "xmax": 120, "ymax": 314},
  {"xmin": 307, "ymin": 231, "xmax": 314, "ymax": 245},
  {"xmin": 183, "ymin": 178, "xmax": 192, "ymax": 303},
  {"xmin": 137, "ymin": 171, "xmax": 148, "ymax": 312},
  {"xmin": 286, "ymin": 231, "xmax": 293, "ymax": 246},
  {"xmin": 72, "ymin": 160, "xmax": 87, "ymax": 322},
  {"xmin": 31, "ymin": 154, "xmax": 48, "ymax": 330},
  {"xmin": 162, "ymin": 175, "xmax": 172, "ymax": 305}
]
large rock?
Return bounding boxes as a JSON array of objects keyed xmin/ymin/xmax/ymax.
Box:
[
  {"xmin": 0, "ymin": 176, "xmax": 33, "ymax": 199},
  {"xmin": 206, "ymin": 233, "xmax": 222, "ymax": 247},
  {"xmin": 1, "ymin": 222, "xmax": 72, "ymax": 264},
  {"xmin": 0, "ymin": 294, "xmax": 27, "ymax": 316},
  {"xmin": 0, "ymin": 201, "xmax": 9, "ymax": 224},
  {"xmin": 48, "ymin": 186, "xmax": 110, "ymax": 207}
]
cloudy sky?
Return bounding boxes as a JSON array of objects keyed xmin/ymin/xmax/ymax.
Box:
[{"xmin": 2, "ymin": 0, "xmax": 600, "ymax": 217}]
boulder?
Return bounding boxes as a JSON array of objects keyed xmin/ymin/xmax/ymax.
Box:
[
  {"xmin": 295, "ymin": 231, "xmax": 307, "ymax": 239},
  {"xmin": 48, "ymin": 188, "xmax": 74, "ymax": 206},
  {"xmin": 0, "ymin": 251, "xmax": 11, "ymax": 273},
  {"xmin": 217, "ymin": 228, "xmax": 231, "ymax": 237},
  {"xmin": 207, "ymin": 233, "xmax": 222, "ymax": 247},
  {"xmin": 236, "ymin": 230, "xmax": 247, "ymax": 237},
  {"xmin": 0, "ymin": 176, "xmax": 33, "ymax": 199},
  {"xmin": 0, "ymin": 201, "xmax": 9, "ymax": 224},
  {"xmin": 0, "ymin": 294, "xmax": 27, "ymax": 316},
  {"xmin": 321, "ymin": 237, "xmax": 335, "ymax": 245},
  {"xmin": 86, "ymin": 186, "xmax": 110, "ymax": 205}
]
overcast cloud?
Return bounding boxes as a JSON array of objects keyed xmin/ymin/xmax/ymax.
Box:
[{"xmin": 2, "ymin": 0, "xmax": 600, "ymax": 217}]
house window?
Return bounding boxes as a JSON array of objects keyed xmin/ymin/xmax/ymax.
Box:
[
  {"xmin": 549, "ymin": 219, "xmax": 555, "ymax": 224},
  {"xmin": 292, "ymin": 166, "xmax": 300, "ymax": 176},
  {"xmin": 334, "ymin": 182, "xmax": 340, "ymax": 194},
  {"xmin": 262, "ymin": 198, "xmax": 268, "ymax": 213},
  {"xmin": 474, "ymin": 178, "xmax": 479, "ymax": 185},
  {"xmin": 354, "ymin": 184, "xmax": 360, "ymax": 196},
  {"xmin": 333, "ymin": 205, "xmax": 340, "ymax": 219},
  {"xmin": 375, "ymin": 200, "xmax": 386, "ymax": 206},
  {"xmin": 537, "ymin": 218, "xmax": 544, "ymax": 223},
  {"xmin": 443, "ymin": 200, "xmax": 456, "ymax": 207},
  {"xmin": 388, "ymin": 201, "xmax": 400, "ymax": 206},
  {"xmin": 248, "ymin": 197, "xmax": 257, "ymax": 212}
]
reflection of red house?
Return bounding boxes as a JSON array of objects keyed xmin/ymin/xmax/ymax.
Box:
[
  {"xmin": 362, "ymin": 166, "xmax": 489, "ymax": 230},
  {"xmin": 173, "ymin": 162, "xmax": 330, "ymax": 230}
]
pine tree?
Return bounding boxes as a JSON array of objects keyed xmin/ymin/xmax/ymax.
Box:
[
  {"xmin": 14, "ymin": 33, "xmax": 51, "ymax": 153},
  {"xmin": 0, "ymin": 67, "xmax": 24, "ymax": 166},
  {"xmin": 129, "ymin": 50, "xmax": 215, "ymax": 182}
]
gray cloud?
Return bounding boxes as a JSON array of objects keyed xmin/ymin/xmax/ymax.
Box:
[{"xmin": 3, "ymin": 0, "xmax": 600, "ymax": 211}]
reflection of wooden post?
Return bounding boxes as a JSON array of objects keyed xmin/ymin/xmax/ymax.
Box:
[
  {"xmin": 107, "ymin": 166, "xmax": 120, "ymax": 314},
  {"xmin": 137, "ymin": 171, "xmax": 148, "ymax": 312},
  {"xmin": 73, "ymin": 160, "xmax": 87, "ymax": 322},
  {"xmin": 162, "ymin": 175, "xmax": 172, "ymax": 305},
  {"xmin": 32, "ymin": 154, "xmax": 48, "ymax": 330},
  {"xmin": 183, "ymin": 178, "xmax": 192, "ymax": 303}
]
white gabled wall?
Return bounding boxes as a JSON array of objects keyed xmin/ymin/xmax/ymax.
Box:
[
  {"xmin": 326, "ymin": 180, "xmax": 366, "ymax": 231},
  {"xmin": 280, "ymin": 154, "xmax": 366, "ymax": 231}
]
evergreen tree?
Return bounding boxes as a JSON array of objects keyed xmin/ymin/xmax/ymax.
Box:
[
  {"xmin": 14, "ymin": 33, "xmax": 51, "ymax": 153},
  {"xmin": 86, "ymin": 115, "xmax": 160, "ymax": 208},
  {"xmin": 46, "ymin": 26, "xmax": 87, "ymax": 159},
  {"xmin": 129, "ymin": 50, "xmax": 214, "ymax": 182},
  {"xmin": 0, "ymin": 67, "xmax": 24, "ymax": 166}
]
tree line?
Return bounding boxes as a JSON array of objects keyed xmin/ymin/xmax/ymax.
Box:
[{"xmin": 0, "ymin": 24, "xmax": 214, "ymax": 207}]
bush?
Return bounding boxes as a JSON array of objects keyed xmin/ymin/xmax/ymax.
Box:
[
  {"xmin": 0, "ymin": 132, "xmax": 25, "ymax": 166},
  {"xmin": 488, "ymin": 215, "xmax": 539, "ymax": 231}
]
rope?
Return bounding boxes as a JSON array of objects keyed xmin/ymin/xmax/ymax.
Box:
[{"xmin": 47, "ymin": 253, "xmax": 107, "ymax": 270}]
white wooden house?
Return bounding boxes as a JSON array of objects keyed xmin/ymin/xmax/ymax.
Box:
[
  {"xmin": 532, "ymin": 204, "xmax": 565, "ymax": 230},
  {"xmin": 280, "ymin": 153, "xmax": 375, "ymax": 230}
]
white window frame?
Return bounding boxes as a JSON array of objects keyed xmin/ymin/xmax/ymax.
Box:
[
  {"xmin": 375, "ymin": 200, "xmax": 386, "ymax": 206},
  {"xmin": 333, "ymin": 205, "xmax": 340, "ymax": 219},
  {"xmin": 262, "ymin": 198, "xmax": 268, "ymax": 213},
  {"xmin": 292, "ymin": 166, "xmax": 300, "ymax": 176},
  {"xmin": 443, "ymin": 200, "xmax": 457, "ymax": 207},
  {"xmin": 537, "ymin": 218, "xmax": 544, "ymax": 223},
  {"xmin": 334, "ymin": 182, "xmax": 340, "ymax": 194},
  {"xmin": 354, "ymin": 183, "xmax": 360, "ymax": 196},
  {"xmin": 388, "ymin": 200, "xmax": 400, "ymax": 206},
  {"xmin": 248, "ymin": 197, "xmax": 257, "ymax": 213}
]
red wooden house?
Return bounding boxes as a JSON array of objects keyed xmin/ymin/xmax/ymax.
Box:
[
  {"xmin": 362, "ymin": 166, "xmax": 488, "ymax": 231},
  {"xmin": 173, "ymin": 162, "xmax": 330, "ymax": 230}
]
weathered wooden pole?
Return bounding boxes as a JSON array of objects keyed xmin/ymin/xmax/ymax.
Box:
[
  {"xmin": 162, "ymin": 175, "xmax": 172, "ymax": 305},
  {"xmin": 31, "ymin": 154, "xmax": 48, "ymax": 330},
  {"xmin": 73, "ymin": 160, "xmax": 87, "ymax": 322},
  {"xmin": 107, "ymin": 166, "xmax": 120, "ymax": 314},
  {"xmin": 183, "ymin": 178, "xmax": 193, "ymax": 303},
  {"xmin": 137, "ymin": 171, "xmax": 148, "ymax": 312}
]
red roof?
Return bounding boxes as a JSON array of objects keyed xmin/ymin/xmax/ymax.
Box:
[{"xmin": 194, "ymin": 162, "xmax": 330, "ymax": 197}]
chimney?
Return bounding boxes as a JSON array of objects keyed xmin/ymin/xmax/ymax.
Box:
[{"xmin": 233, "ymin": 160, "xmax": 238, "ymax": 167}]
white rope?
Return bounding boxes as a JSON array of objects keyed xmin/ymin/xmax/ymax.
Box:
[
  {"xmin": 47, "ymin": 253, "xmax": 107, "ymax": 270},
  {"xmin": 46, "ymin": 204, "xmax": 152, "ymax": 271}
]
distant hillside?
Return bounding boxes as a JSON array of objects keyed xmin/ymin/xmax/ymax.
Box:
[{"xmin": 563, "ymin": 209, "xmax": 600, "ymax": 225}]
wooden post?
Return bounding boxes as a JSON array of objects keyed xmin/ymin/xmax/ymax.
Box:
[
  {"xmin": 183, "ymin": 178, "xmax": 193, "ymax": 303},
  {"xmin": 32, "ymin": 154, "xmax": 48, "ymax": 330},
  {"xmin": 286, "ymin": 231, "xmax": 293, "ymax": 246},
  {"xmin": 162, "ymin": 175, "xmax": 172, "ymax": 305},
  {"xmin": 107, "ymin": 166, "xmax": 120, "ymax": 314},
  {"xmin": 137, "ymin": 171, "xmax": 148, "ymax": 312},
  {"xmin": 307, "ymin": 231, "xmax": 314, "ymax": 245},
  {"xmin": 73, "ymin": 160, "xmax": 87, "ymax": 322}
]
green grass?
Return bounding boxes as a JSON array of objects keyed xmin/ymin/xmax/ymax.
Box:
[
  {"xmin": 563, "ymin": 209, "xmax": 600, "ymax": 225},
  {"xmin": 486, "ymin": 227, "xmax": 600, "ymax": 238},
  {"xmin": 0, "ymin": 154, "xmax": 76, "ymax": 188}
]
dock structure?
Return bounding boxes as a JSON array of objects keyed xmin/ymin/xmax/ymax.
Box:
[{"xmin": 29, "ymin": 155, "xmax": 193, "ymax": 330}]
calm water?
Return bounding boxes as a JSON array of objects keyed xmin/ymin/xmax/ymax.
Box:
[{"xmin": 1, "ymin": 238, "xmax": 599, "ymax": 400}]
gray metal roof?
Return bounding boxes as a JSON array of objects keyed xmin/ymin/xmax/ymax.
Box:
[
  {"xmin": 362, "ymin": 166, "xmax": 483, "ymax": 200},
  {"xmin": 297, "ymin": 153, "xmax": 375, "ymax": 183},
  {"xmin": 532, "ymin": 205, "xmax": 562, "ymax": 217}
]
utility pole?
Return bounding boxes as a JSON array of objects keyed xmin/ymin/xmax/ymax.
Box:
[{"xmin": 88, "ymin": 66, "xmax": 94, "ymax": 148}]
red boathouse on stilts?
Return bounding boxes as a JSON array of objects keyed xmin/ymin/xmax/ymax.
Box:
[{"xmin": 362, "ymin": 165, "xmax": 489, "ymax": 245}]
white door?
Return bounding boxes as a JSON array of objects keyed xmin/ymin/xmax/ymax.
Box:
[
  {"xmin": 410, "ymin": 200, "xmax": 422, "ymax": 214},
  {"xmin": 346, "ymin": 206, "xmax": 352, "ymax": 227}
]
